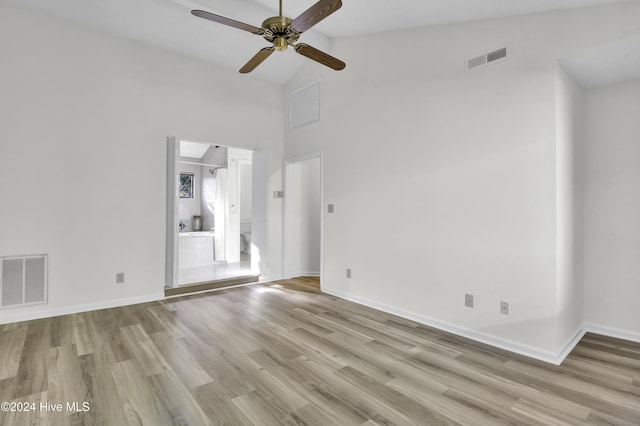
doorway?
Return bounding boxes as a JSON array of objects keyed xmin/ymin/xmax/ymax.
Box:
[
  {"xmin": 165, "ymin": 137, "xmax": 268, "ymax": 289},
  {"xmin": 283, "ymin": 152, "xmax": 323, "ymax": 285}
]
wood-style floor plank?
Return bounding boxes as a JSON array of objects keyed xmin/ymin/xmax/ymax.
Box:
[
  {"xmin": 13, "ymin": 318, "xmax": 51, "ymax": 398},
  {"xmin": 0, "ymin": 328, "xmax": 27, "ymax": 380},
  {"xmin": 149, "ymin": 331, "xmax": 213, "ymax": 390},
  {"xmin": 111, "ymin": 359, "xmax": 174, "ymax": 425},
  {"xmin": 0, "ymin": 276, "xmax": 639, "ymax": 425},
  {"xmin": 47, "ymin": 344, "xmax": 88, "ymax": 409}
]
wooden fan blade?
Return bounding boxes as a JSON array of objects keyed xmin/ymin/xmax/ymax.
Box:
[
  {"xmin": 191, "ymin": 10, "xmax": 263, "ymax": 35},
  {"xmin": 239, "ymin": 47, "xmax": 275, "ymax": 73},
  {"xmin": 290, "ymin": 0, "xmax": 342, "ymax": 33},
  {"xmin": 294, "ymin": 43, "xmax": 345, "ymax": 70}
]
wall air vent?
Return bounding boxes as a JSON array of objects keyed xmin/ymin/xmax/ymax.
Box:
[
  {"xmin": 467, "ymin": 47, "xmax": 508, "ymax": 70},
  {"xmin": 289, "ymin": 80, "xmax": 321, "ymax": 131},
  {"xmin": 1, "ymin": 254, "xmax": 48, "ymax": 308}
]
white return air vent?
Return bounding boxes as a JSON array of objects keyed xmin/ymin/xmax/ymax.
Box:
[
  {"xmin": 467, "ymin": 47, "xmax": 508, "ymax": 70},
  {"xmin": 1, "ymin": 254, "xmax": 48, "ymax": 308},
  {"xmin": 289, "ymin": 80, "xmax": 321, "ymax": 131}
]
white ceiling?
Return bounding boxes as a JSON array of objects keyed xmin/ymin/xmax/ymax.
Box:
[
  {"xmin": 180, "ymin": 141, "xmax": 211, "ymax": 159},
  {"xmin": 560, "ymin": 36, "xmax": 640, "ymax": 89},
  {"xmin": 6, "ymin": 0, "xmax": 640, "ymax": 85}
]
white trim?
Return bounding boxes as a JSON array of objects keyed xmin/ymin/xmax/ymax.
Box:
[
  {"xmin": 0, "ymin": 293, "xmax": 164, "ymax": 325},
  {"xmin": 556, "ymin": 326, "xmax": 588, "ymax": 363},
  {"xmin": 286, "ymin": 271, "xmax": 321, "ymax": 279},
  {"xmin": 164, "ymin": 282, "xmax": 261, "ymax": 299},
  {"xmin": 323, "ymin": 287, "xmax": 585, "ymax": 365},
  {"xmin": 585, "ymin": 323, "xmax": 640, "ymax": 343},
  {"xmin": 0, "ymin": 277, "xmax": 283, "ymax": 324},
  {"xmin": 3, "ymin": 281, "xmax": 639, "ymax": 365},
  {"xmin": 166, "ymin": 137, "xmax": 180, "ymax": 288},
  {"xmin": 258, "ymin": 274, "xmax": 283, "ymax": 284},
  {"xmin": 284, "ymin": 151, "xmax": 324, "ymax": 164},
  {"xmin": 1, "ymin": 277, "xmax": 286, "ymax": 323}
]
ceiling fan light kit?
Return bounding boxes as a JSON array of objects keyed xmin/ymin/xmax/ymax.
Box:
[{"xmin": 191, "ymin": 0, "xmax": 345, "ymax": 73}]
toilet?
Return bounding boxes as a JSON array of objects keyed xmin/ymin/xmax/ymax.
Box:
[
  {"xmin": 241, "ymin": 233, "xmax": 251, "ymax": 254},
  {"xmin": 240, "ymin": 221, "xmax": 251, "ymax": 254}
]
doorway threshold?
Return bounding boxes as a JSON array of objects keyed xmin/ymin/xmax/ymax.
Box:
[{"xmin": 165, "ymin": 274, "xmax": 259, "ymax": 297}]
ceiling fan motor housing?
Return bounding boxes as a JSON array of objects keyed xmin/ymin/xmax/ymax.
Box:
[{"xmin": 262, "ymin": 16, "xmax": 299, "ymax": 51}]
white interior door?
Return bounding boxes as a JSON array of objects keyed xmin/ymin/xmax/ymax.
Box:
[
  {"xmin": 251, "ymin": 149, "xmax": 269, "ymax": 276},
  {"xmin": 165, "ymin": 137, "xmax": 179, "ymax": 287}
]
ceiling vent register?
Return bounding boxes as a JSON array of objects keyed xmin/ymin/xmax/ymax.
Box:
[{"xmin": 467, "ymin": 47, "xmax": 508, "ymax": 70}]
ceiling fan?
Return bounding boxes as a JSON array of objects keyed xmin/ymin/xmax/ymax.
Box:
[{"xmin": 191, "ymin": 0, "xmax": 345, "ymax": 73}]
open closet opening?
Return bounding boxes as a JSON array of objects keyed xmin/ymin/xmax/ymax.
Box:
[{"xmin": 283, "ymin": 152, "xmax": 323, "ymax": 285}]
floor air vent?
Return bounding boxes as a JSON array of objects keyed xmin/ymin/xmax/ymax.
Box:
[
  {"xmin": 1, "ymin": 254, "xmax": 48, "ymax": 308},
  {"xmin": 468, "ymin": 47, "xmax": 508, "ymax": 70}
]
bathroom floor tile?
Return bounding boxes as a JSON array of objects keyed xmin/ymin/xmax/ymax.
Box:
[{"xmin": 178, "ymin": 260, "xmax": 253, "ymax": 286}]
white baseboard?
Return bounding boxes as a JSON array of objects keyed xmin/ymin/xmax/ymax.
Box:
[
  {"xmin": 0, "ymin": 275, "xmax": 283, "ymax": 324},
  {"xmin": 5, "ymin": 281, "xmax": 637, "ymax": 365},
  {"xmin": 323, "ymin": 287, "xmax": 587, "ymax": 365},
  {"xmin": 556, "ymin": 326, "xmax": 588, "ymax": 363},
  {"xmin": 166, "ymin": 275, "xmax": 282, "ymax": 299},
  {"xmin": 285, "ymin": 271, "xmax": 320, "ymax": 279},
  {"xmin": 258, "ymin": 274, "xmax": 283, "ymax": 284},
  {"xmin": 0, "ymin": 293, "xmax": 164, "ymax": 325},
  {"xmin": 585, "ymin": 323, "xmax": 640, "ymax": 343},
  {"xmin": 164, "ymin": 281, "xmax": 263, "ymax": 299}
]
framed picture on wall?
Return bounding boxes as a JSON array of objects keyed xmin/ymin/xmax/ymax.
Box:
[{"xmin": 179, "ymin": 173, "xmax": 194, "ymax": 198}]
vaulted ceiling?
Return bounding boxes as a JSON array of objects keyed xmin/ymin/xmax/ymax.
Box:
[{"xmin": 6, "ymin": 0, "xmax": 640, "ymax": 85}]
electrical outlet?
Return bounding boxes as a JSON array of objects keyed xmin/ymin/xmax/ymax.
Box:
[
  {"xmin": 346, "ymin": 268, "xmax": 351, "ymax": 279},
  {"xmin": 116, "ymin": 272, "xmax": 125, "ymax": 284},
  {"xmin": 465, "ymin": 293, "xmax": 474, "ymax": 308},
  {"xmin": 500, "ymin": 301, "xmax": 509, "ymax": 315},
  {"xmin": 328, "ymin": 204, "xmax": 335, "ymax": 213}
]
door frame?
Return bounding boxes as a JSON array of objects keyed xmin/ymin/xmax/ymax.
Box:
[
  {"xmin": 282, "ymin": 151, "xmax": 324, "ymax": 289},
  {"xmin": 165, "ymin": 137, "xmax": 179, "ymax": 288},
  {"xmin": 165, "ymin": 137, "xmax": 269, "ymax": 288}
]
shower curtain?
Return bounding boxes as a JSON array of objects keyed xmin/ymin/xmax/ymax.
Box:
[
  {"xmin": 213, "ymin": 168, "xmax": 228, "ymax": 261},
  {"xmin": 202, "ymin": 173, "xmax": 215, "ymax": 232}
]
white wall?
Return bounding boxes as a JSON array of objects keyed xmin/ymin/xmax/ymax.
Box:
[
  {"xmin": 582, "ymin": 79, "xmax": 640, "ymax": 336},
  {"xmin": 555, "ymin": 66, "xmax": 585, "ymax": 348},
  {"xmin": 284, "ymin": 157, "xmax": 321, "ymax": 278},
  {"xmin": 0, "ymin": 3, "xmax": 284, "ymax": 323},
  {"xmin": 284, "ymin": 163, "xmax": 302, "ymax": 276},
  {"xmin": 301, "ymin": 158, "xmax": 321, "ymax": 274},
  {"xmin": 284, "ymin": 3, "xmax": 640, "ymax": 358}
]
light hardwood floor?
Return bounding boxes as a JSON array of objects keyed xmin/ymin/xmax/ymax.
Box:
[{"xmin": 0, "ymin": 276, "xmax": 639, "ymax": 425}]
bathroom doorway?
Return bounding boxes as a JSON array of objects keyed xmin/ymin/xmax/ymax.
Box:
[
  {"xmin": 165, "ymin": 137, "xmax": 267, "ymax": 288},
  {"xmin": 283, "ymin": 152, "xmax": 323, "ymax": 286}
]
